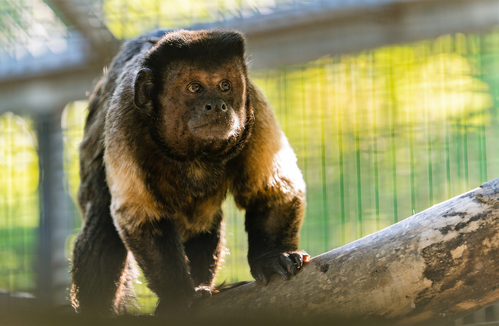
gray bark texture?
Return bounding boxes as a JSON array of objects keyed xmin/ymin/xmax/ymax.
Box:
[{"xmin": 193, "ymin": 178, "xmax": 499, "ymax": 325}]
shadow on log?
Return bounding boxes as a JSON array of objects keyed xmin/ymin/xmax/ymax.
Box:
[{"xmin": 192, "ymin": 178, "xmax": 499, "ymax": 325}]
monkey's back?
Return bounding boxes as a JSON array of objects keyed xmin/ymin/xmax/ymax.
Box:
[{"xmin": 77, "ymin": 31, "xmax": 166, "ymax": 219}]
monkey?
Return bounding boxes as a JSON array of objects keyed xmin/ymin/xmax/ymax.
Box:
[{"xmin": 70, "ymin": 29, "xmax": 309, "ymax": 317}]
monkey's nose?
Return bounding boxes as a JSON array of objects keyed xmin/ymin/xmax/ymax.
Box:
[{"xmin": 205, "ymin": 99, "xmax": 227, "ymax": 112}]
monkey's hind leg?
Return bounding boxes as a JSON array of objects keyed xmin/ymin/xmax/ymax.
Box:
[
  {"xmin": 184, "ymin": 211, "xmax": 224, "ymax": 289},
  {"xmin": 71, "ymin": 189, "xmax": 130, "ymax": 315}
]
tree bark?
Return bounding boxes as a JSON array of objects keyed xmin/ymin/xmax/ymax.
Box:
[{"xmin": 193, "ymin": 179, "xmax": 499, "ymax": 325}]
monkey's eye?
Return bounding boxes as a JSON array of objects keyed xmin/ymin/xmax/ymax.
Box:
[
  {"xmin": 219, "ymin": 80, "xmax": 231, "ymax": 92},
  {"xmin": 187, "ymin": 83, "xmax": 203, "ymax": 93}
]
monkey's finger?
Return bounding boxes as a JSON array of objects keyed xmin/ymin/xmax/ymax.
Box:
[
  {"xmin": 280, "ymin": 255, "xmax": 297, "ymax": 275},
  {"xmin": 289, "ymin": 253, "xmax": 304, "ymax": 268},
  {"xmin": 273, "ymin": 262, "xmax": 290, "ymax": 281},
  {"xmin": 257, "ymin": 270, "xmax": 269, "ymax": 286}
]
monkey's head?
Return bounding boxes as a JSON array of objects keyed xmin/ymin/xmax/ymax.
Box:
[{"xmin": 134, "ymin": 30, "xmax": 254, "ymax": 162}]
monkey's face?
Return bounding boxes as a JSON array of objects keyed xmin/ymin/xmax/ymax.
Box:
[
  {"xmin": 144, "ymin": 60, "xmax": 250, "ymax": 160},
  {"xmin": 166, "ymin": 61, "xmax": 246, "ymax": 138}
]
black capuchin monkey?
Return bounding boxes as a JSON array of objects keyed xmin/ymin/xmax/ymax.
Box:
[{"xmin": 71, "ymin": 29, "xmax": 309, "ymax": 317}]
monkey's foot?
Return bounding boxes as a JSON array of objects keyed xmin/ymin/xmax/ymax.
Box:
[
  {"xmin": 250, "ymin": 250, "xmax": 310, "ymax": 286},
  {"xmin": 194, "ymin": 285, "xmax": 212, "ymax": 299}
]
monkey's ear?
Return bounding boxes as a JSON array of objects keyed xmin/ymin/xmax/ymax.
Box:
[
  {"xmin": 231, "ymin": 32, "xmax": 246, "ymax": 59},
  {"xmin": 134, "ymin": 68, "xmax": 154, "ymax": 109}
]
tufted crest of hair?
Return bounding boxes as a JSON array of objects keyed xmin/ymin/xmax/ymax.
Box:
[{"xmin": 142, "ymin": 29, "xmax": 247, "ymax": 82}]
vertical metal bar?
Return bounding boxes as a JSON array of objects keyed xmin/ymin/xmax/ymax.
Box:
[
  {"xmin": 455, "ymin": 35, "xmax": 464, "ymax": 194},
  {"xmin": 388, "ymin": 52, "xmax": 399, "ymax": 223},
  {"xmin": 300, "ymin": 66, "xmax": 309, "ymax": 251},
  {"xmin": 36, "ymin": 111, "xmax": 71, "ymax": 308},
  {"xmin": 351, "ymin": 59, "xmax": 364, "ymax": 239},
  {"xmin": 440, "ymin": 43, "xmax": 452, "ymax": 198},
  {"xmin": 407, "ymin": 48, "xmax": 416, "ymax": 215},
  {"xmin": 353, "ymin": 60, "xmax": 363, "ymax": 238},
  {"xmin": 478, "ymin": 35, "xmax": 488, "ymax": 183},
  {"xmin": 424, "ymin": 45, "xmax": 434, "ymax": 207},
  {"xmin": 336, "ymin": 57, "xmax": 346, "ymax": 245},
  {"xmin": 370, "ymin": 52, "xmax": 380, "ymax": 231},
  {"xmin": 319, "ymin": 63, "xmax": 328, "ymax": 251},
  {"xmin": 460, "ymin": 35, "xmax": 470, "ymax": 191}
]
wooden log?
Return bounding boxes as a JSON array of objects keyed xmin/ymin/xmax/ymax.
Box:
[{"xmin": 193, "ymin": 178, "xmax": 499, "ymax": 325}]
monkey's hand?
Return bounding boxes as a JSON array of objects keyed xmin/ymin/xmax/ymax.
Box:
[{"xmin": 249, "ymin": 250, "xmax": 310, "ymax": 286}]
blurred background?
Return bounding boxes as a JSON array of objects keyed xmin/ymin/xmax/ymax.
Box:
[{"xmin": 2, "ymin": 0, "xmax": 499, "ymax": 323}]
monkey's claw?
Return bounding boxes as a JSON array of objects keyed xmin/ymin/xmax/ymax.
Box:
[{"xmin": 250, "ymin": 250, "xmax": 310, "ymax": 285}]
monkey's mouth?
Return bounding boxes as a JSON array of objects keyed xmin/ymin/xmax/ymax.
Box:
[
  {"xmin": 191, "ymin": 120, "xmax": 216, "ymax": 129},
  {"xmin": 190, "ymin": 114, "xmax": 233, "ymax": 128},
  {"xmin": 189, "ymin": 118, "xmax": 234, "ymax": 139},
  {"xmin": 191, "ymin": 114, "xmax": 228, "ymax": 127}
]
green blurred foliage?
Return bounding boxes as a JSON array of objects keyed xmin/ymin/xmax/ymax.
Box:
[
  {"xmin": 0, "ymin": 113, "xmax": 39, "ymax": 291},
  {"xmin": 0, "ymin": 113, "xmax": 39, "ymax": 228},
  {"xmin": 3, "ymin": 26, "xmax": 499, "ymax": 313},
  {"xmin": 103, "ymin": 0, "xmax": 279, "ymax": 39},
  {"xmin": 62, "ymin": 101, "xmax": 88, "ymax": 202},
  {"xmin": 251, "ymin": 34, "xmax": 494, "ymax": 253}
]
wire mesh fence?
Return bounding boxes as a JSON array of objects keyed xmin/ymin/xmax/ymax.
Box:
[
  {"xmin": 3, "ymin": 0, "xmax": 499, "ymax": 322},
  {"xmin": 0, "ymin": 114, "xmax": 39, "ymax": 295},
  {"xmin": 5, "ymin": 30, "xmax": 499, "ymax": 314}
]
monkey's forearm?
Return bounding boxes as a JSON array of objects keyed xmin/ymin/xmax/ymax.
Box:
[
  {"xmin": 244, "ymin": 196, "xmax": 308, "ymax": 285},
  {"xmin": 245, "ymin": 194, "xmax": 304, "ymax": 251}
]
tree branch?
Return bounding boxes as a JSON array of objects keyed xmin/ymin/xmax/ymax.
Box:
[{"xmin": 194, "ymin": 178, "xmax": 499, "ymax": 325}]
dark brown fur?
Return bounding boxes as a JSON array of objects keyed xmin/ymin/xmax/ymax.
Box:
[{"xmin": 71, "ymin": 29, "xmax": 308, "ymax": 317}]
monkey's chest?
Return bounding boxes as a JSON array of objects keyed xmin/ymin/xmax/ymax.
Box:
[
  {"xmin": 154, "ymin": 164, "xmax": 229, "ymax": 241},
  {"xmin": 170, "ymin": 193, "xmax": 225, "ymax": 242}
]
